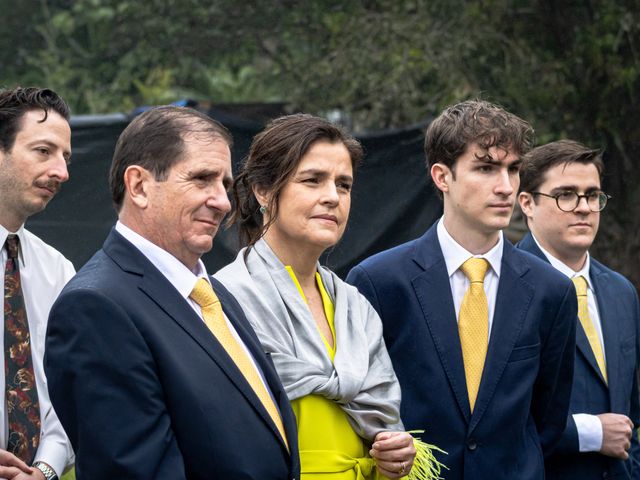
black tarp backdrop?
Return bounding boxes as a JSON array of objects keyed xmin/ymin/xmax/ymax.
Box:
[{"xmin": 26, "ymin": 111, "xmax": 442, "ymax": 278}]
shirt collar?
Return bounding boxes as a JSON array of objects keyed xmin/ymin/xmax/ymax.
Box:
[
  {"xmin": 115, "ymin": 221, "xmax": 210, "ymax": 299},
  {"xmin": 437, "ymin": 217, "xmax": 503, "ymax": 278},
  {"xmin": 0, "ymin": 223, "xmax": 27, "ymax": 267},
  {"xmin": 531, "ymin": 233, "xmax": 592, "ymax": 289}
]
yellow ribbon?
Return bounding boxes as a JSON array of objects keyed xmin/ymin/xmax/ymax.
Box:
[{"xmin": 300, "ymin": 449, "xmax": 375, "ymax": 479}]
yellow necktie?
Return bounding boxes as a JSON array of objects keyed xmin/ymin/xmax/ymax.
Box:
[
  {"xmin": 572, "ymin": 276, "xmax": 607, "ymax": 383},
  {"xmin": 190, "ymin": 278, "xmax": 289, "ymax": 449},
  {"xmin": 459, "ymin": 258, "xmax": 490, "ymax": 412}
]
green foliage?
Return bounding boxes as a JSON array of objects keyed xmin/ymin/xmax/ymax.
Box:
[
  {"xmin": 3, "ymin": 1, "xmax": 638, "ymax": 130},
  {"xmin": 61, "ymin": 467, "xmax": 75, "ymax": 480},
  {"xmin": 1, "ymin": 0, "xmax": 638, "ymax": 284}
]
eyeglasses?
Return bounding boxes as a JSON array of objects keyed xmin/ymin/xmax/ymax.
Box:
[{"xmin": 531, "ymin": 190, "xmax": 611, "ymax": 212}]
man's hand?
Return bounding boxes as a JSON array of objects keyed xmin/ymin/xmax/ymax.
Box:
[
  {"xmin": 6, "ymin": 469, "xmax": 46, "ymax": 480},
  {"xmin": 370, "ymin": 431, "xmax": 416, "ymax": 478},
  {"xmin": 598, "ymin": 413, "xmax": 634, "ymax": 459},
  {"xmin": 0, "ymin": 449, "xmax": 33, "ymax": 479}
]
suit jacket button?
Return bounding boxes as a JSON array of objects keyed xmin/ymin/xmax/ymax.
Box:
[{"xmin": 467, "ymin": 439, "xmax": 478, "ymax": 450}]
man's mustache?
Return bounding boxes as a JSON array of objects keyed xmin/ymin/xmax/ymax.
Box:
[{"xmin": 34, "ymin": 179, "xmax": 62, "ymax": 194}]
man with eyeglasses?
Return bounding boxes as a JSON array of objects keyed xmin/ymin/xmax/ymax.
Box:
[{"xmin": 518, "ymin": 139, "xmax": 640, "ymax": 480}]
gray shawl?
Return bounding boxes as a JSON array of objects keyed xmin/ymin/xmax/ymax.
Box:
[{"xmin": 214, "ymin": 238, "xmax": 403, "ymax": 442}]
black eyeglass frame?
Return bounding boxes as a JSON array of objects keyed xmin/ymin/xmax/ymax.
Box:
[{"xmin": 531, "ymin": 190, "xmax": 611, "ymax": 212}]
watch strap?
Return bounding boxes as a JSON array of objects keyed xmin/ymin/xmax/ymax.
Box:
[{"xmin": 32, "ymin": 461, "xmax": 58, "ymax": 480}]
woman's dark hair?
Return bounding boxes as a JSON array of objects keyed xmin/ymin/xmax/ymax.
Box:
[{"xmin": 229, "ymin": 113, "xmax": 363, "ymax": 247}]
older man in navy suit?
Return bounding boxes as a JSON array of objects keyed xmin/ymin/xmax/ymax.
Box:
[
  {"xmin": 347, "ymin": 100, "xmax": 577, "ymax": 479},
  {"xmin": 517, "ymin": 139, "xmax": 640, "ymax": 479},
  {"xmin": 45, "ymin": 106, "xmax": 299, "ymax": 479}
]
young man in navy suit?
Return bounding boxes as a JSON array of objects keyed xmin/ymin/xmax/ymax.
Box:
[
  {"xmin": 45, "ymin": 106, "xmax": 299, "ymax": 480},
  {"xmin": 347, "ymin": 100, "xmax": 577, "ymax": 479},
  {"xmin": 517, "ymin": 139, "xmax": 640, "ymax": 479}
]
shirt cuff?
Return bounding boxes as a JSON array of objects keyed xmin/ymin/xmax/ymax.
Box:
[
  {"xmin": 34, "ymin": 439, "xmax": 73, "ymax": 477},
  {"xmin": 574, "ymin": 413, "xmax": 603, "ymax": 452}
]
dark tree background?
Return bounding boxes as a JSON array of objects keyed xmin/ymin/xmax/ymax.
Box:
[{"xmin": 2, "ymin": 0, "xmax": 639, "ymax": 287}]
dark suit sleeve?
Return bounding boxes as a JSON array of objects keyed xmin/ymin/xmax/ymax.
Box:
[
  {"xmin": 534, "ymin": 281, "xmax": 578, "ymax": 457},
  {"xmin": 629, "ymin": 394, "xmax": 640, "ymax": 480},
  {"xmin": 346, "ymin": 265, "xmax": 382, "ymax": 313},
  {"xmin": 548, "ymin": 411, "xmax": 580, "ymax": 454},
  {"xmin": 628, "ymin": 287, "xmax": 640, "ymax": 479},
  {"xmin": 45, "ymin": 289, "xmax": 186, "ymax": 480}
]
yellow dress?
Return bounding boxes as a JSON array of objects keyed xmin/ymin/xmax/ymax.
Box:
[{"xmin": 285, "ymin": 267, "xmax": 379, "ymax": 480}]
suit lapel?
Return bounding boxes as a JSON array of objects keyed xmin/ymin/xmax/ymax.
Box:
[
  {"xmin": 104, "ymin": 229, "xmax": 288, "ymax": 451},
  {"xmin": 469, "ymin": 242, "xmax": 534, "ymax": 432},
  {"xmin": 411, "ymin": 227, "xmax": 471, "ymax": 421},
  {"xmin": 518, "ymin": 234, "xmax": 607, "ymax": 386},
  {"xmin": 575, "ymin": 321, "xmax": 608, "ymax": 386},
  {"xmin": 516, "ymin": 232, "xmax": 544, "ymax": 261},
  {"xmin": 591, "ymin": 264, "xmax": 616, "ymax": 397},
  {"xmin": 213, "ymin": 280, "xmax": 293, "ymax": 452},
  {"xmin": 138, "ymin": 267, "xmax": 274, "ymax": 409}
]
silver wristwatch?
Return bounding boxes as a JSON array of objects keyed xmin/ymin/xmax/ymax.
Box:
[{"xmin": 32, "ymin": 461, "xmax": 58, "ymax": 480}]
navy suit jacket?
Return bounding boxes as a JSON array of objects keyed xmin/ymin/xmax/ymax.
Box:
[
  {"xmin": 347, "ymin": 224, "xmax": 577, "ymax": 480},
  {"xmin": 518, "ymin": 232, "xmax": 640, "ymax": 480},
  {"xmin": 45, "ymin": 229, "xmax": 300, "ymax": 480}
]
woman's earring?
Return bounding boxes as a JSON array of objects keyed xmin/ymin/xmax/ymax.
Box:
[{"xmin": 259, "ymin": 205, "xmax": 267, "ymax": 214}]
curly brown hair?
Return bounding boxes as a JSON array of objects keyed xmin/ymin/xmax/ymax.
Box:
[{"xmin": 425, "ymin": 100, "xmax": 534, "ymax": 184}]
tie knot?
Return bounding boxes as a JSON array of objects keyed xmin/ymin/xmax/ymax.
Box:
[
  {"xmin": 572, "ymin": 275, "xmax": 588, "ymax": 296},
  {"xmin": 461, "ymin": 258, "xmax": 489, "ymax": 283},
  {"xmin": 4, "ymin": 235, "xmax": 19, "ymax": 260},
  {"xmin": 190, "ymin": 278, "xmax": 219, "ymax": 308}
]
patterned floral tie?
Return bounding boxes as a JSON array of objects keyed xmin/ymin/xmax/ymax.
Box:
[
  {"xmin": 4, "ymin": 235, "xmax": 40, "ymax": 463},
  {"xmin": 458, "ymin": 258, "xmax": 490, "ymax": 412}
]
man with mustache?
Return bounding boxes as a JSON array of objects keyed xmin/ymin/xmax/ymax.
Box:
[
  {"xmin": 0, "ymin": 87, "xmax": 74, "ymax": 480},
  {"xmin": 348, "ymin": 100, "xmax": 577, "ymax": 479},
  {"xmin": 517, "ymin": 140, "xmax": 640, "ymax": 479},
  {"xmin": 45, "ymin": 106, "xmax": 299, "ymax": 479}
]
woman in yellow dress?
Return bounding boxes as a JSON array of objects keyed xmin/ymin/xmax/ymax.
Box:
[{"xmin": 215, "ymin": 114, "xmax": 442, "ymax": 480}]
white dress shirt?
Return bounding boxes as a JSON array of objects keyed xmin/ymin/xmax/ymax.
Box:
[
  {"xmin": 532, "ymin": 234, "xmax": 604, "ymax": 452},
  {"xmin": 115, "ymin": 222, "xmax": 272, "ymax": 393},
  {"xmin": 437, "ymin": 218, "xmax": 503, "ymax": 339},
  {"xmin": 0, "ymin": 225, "xmax": 75, "ymax": 476}
]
